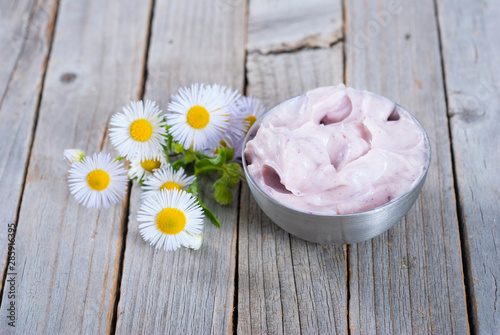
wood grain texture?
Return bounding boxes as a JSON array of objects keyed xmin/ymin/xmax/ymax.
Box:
[
  {"xmin": 0, "ymin": 0, "xmax": 57, "ymax": 295},
  {"xmin": 437, "ymin": 0, "xmax": 500, "ymax": 332},
  {"xmin": 239, "ymin": 45, "xmax": 347, "ymax": 334},
  {"xmin": 0, "ymin": 0, "xmax": 153, "ymax": 332},
  {"xmin": 115, "ymin": 0, "xmax": 246, "ymax": 333},
  {"xmin": 345, "ymin": 0, "xmax": 469, "ymax": 333},
  {"xmin": 247, "ymin": 0, "xmax": 343, "ymax": 54},
  {"xmin": 0, "ymin": 0, "xmax": 34, "ymax": 98}
]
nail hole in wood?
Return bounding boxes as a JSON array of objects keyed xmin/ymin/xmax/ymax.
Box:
[{"xmin": 60, "ymin": 73, "xmax": 77, "ymax": 83}]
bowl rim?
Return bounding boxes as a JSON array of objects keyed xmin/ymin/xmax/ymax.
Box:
[{"xmin": 241, "ymin": 90, "xmax": 432, "ymax": 218}]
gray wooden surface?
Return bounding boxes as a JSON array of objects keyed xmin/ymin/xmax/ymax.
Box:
[
  {"xmin": 246, "ymin": 0, "xmax": 343, "ymax": 54},
  {"xmin": 0, "ymin": 0, "xmax": 57, "ymax": 296},
  {"xmin": 437, "ymin": 0, "xmax": 500, "ymax": 332},
  {"xmin": 345, "ymin": 0, "xmax": 469, "ymax": 333},
  {"xmin": 1, "ymin": 0, "xmax": 498, "ymax": 333},
  {"xmin": 0, "ymin": 0, "xmax": 152, "ymax": 333}
]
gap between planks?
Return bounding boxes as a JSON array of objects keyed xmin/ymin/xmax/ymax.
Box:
[
  {"xmin": 106, "ymin": 0, "xmax": 157, "ymax": 333},
  {"xmin": 232, "ymin": 11, "xmax": 251, "ymax": 328},
  {"xmin": 432, "ymin": 0, "xmax": 473, "ymax": 332},
  {"xmin": 340, "ymin": 0, "xmax": 351, "ymax": 334},
  {"xmin": 232, "ymin": 182, "xmax": 243, "ymax": 334}
]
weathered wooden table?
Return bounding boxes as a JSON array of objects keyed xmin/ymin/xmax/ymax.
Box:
[{"xmin": 1, "ymin": 0, "xmax": 498, "ymax": 333}]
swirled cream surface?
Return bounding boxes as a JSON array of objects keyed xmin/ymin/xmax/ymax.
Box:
[{"xmin": 244, "ymin": 85, "xmax": 429, "ymax": 215}]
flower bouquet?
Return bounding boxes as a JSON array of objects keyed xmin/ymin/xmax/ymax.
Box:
[{"xmin": 64, "ymin": 84, "xmax": 265, "ymax": 252}]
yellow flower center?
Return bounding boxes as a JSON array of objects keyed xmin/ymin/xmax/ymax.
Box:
[
  {"xmin": 130, "ymin": 119, "xmax": 153, "ymax": 142},
  {"xmin": 87, "ymin": 170, "xmax": 110, "ymax": 191},
  {"xmin": 156, "ymin": 208, "xmax": 186, "ymax": 235},
  {"xmin": 160, "ymin": 182, "xmax": 182, "ymax": 191},
  {"xmin": 245, "ymin": 115, "xmax": 257, "ymax": 131},
  {"xmin": 187, "ymin": 106, "xmax": 210, "ymax": 129},
  {"xmin": 140, "ymin": 158, "xmax": 161, "ymax": 172}
]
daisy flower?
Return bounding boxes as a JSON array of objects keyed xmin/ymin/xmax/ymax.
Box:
[
  {"xmin": 166, "ymin": 83, "xmax": 240, "ymax": 152},
  {"xmin": 63, "ymin": 149, "xmax": 84, "ymax": 164},
  {"xmin": 68, "ymin": 152, "xmax": 128, "ymax": 209},
  {"xmin": 138, "ymin": 189, "xmax": 204, "ymax": 252},
  {"xmin": 128, "ymin": 152, "xmax": 168, "ymax": 181},
  {"xmin": 141, "ymin": 166, "xmax": 196, "ymax": 199},
  {"xmin": 109, "ymin": 100, "xmax": 168, "ymax": 160},
  {"xmin": 233, "ymin": 95, "xmax": 266, "ymax": 133},
  {"xmin": 227, "ymin": 95, "xmax": 266, "ymax": 158},
  {"xmin": 215, "ymin": 104, "xmax": 247, "ymax": 152},
  {"xmin": 205, "ymin": 111, "xmax": 247, "ymax": 157},
  {"xmin": 185, "ymin": 233, "xmax": 203, "ymax": 250}
]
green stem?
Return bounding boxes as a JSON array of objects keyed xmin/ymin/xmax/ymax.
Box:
[{"xmin": 197, "ymin": 196, "xmax": 221, "ymax": 227}]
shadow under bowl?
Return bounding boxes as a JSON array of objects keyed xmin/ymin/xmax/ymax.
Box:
[{"xmin": 241, "ymin": 95, "xmax": 431, "ymax": 245}]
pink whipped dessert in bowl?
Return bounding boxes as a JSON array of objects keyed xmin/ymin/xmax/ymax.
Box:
[{"xmin": 242, "ymin": 84, "xmax": 431, "ymax": 244}]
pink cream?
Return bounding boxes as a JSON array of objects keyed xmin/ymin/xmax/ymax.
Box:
[{"xmin": 244, "ymin": 85, "xmax": 429, "ymax": 215}]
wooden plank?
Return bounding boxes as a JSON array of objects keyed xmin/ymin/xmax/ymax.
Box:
[
  {"xmin": 0, "ymin": 0, "xmax": 153, "ymax": 332},
  {"xmin": 247, "ymin": 0, "xmax": 343, "ymax": 54},
  {"xmin": 239, "ymin": 45, "xmax": 347, "ymax": 334},
  {"xmin": 437, "ymin": 0, "xmax": 500, "ymax": 332},
  {"xmin": 0, "ymin": 0, "xmax": 57, "ymax": 295},
  {"xmin": 0, "ymin": 0, "xmax": 32, "ymax": 97},
  {"xmin": 115, "ymin": 0, "xmax": 246, "ymax": 333},
  {"xmin": 345, "ymin": 0, "xmax": 469, "ymax": 333}
]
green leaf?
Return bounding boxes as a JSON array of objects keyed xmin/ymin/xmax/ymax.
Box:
[
  {"xmin": 195, "ymin": 165, "xmax": 221, "ymax": 176},
  {"xmin": 194, "ymin": 159, "xmax": 222, "ymax": 176},
  {"xmin": 214, "ymin": 181, "xmax": 233, "ymax": 205},
  {"xmin": 184, "ymin": 149, "xmax": 197, "ymax": 163},
  {"xmin": 187, "ymin": 180, "xmax": 221, "ymax": 226},
  {"xmin": 225, "ymin": 162, "xmax": 241, "ymax": 171},
  {"xmin": 225, "ymin": 162, "xmax": 246, "ymax": 181},
  {"xmin": 226, "ymin": 174, "xmax": 240, "ymax": 187},
  {"xmin": 197, "ymin": 197, "xmax": 221, "ymax": 227},
  {"xmin": 159, "ymin": 143, "xmax": 170, "ymax": 161},
  {"xmin": 208, "ymin": 149, "xmax": 226, "ymax": 166},
  {"xmin": 189, "ymin": 151, "xmax": 208, "ymax": 160},
  {"xmin": 224, "ymin": 147, "xmax": 234, "ymax": 162},
  {"xmin": 165, "ymin": 128, "xmax": 175, "ymax": 153},
  {"xmin": 171, "ymin": 157, "xmax": 187, "ymax": 170},
  {"xmin": 174, "ymin": 143, "xmax": 184, "ymax": 153},
  {"xmin": 213, "ymin": 174, "xmax": 229, "ymax": 188},
  {"xmin": 195, "ymin": 159, "xmax": 212, "ymax": 169},
  {"xmin": 188, "ymin": 180, "xmax": 199, "ymax": 198},
  {"xmin": 215, "ymin": 190, "xmax": 232, "ymax": 205}
]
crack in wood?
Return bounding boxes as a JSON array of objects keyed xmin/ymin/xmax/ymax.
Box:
[
  {"xmin": 106, "ymin": 181, "xmax": 132, "ymax": 335},
  {"xmin": 248, "ymin": 37, "xmax": 344, "ymax": 56},
  {"xmin": 106, "ymin": 0, "xmax": 156, "ymax": 333}
]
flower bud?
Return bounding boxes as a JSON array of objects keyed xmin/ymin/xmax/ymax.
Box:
[
  {"xmin": 63, "ymin": 149, "xmax": 85, "ymax": 164},
  {"xmin": 186, "ymin": 233, "xmax": 203, "ymax": 250}
]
